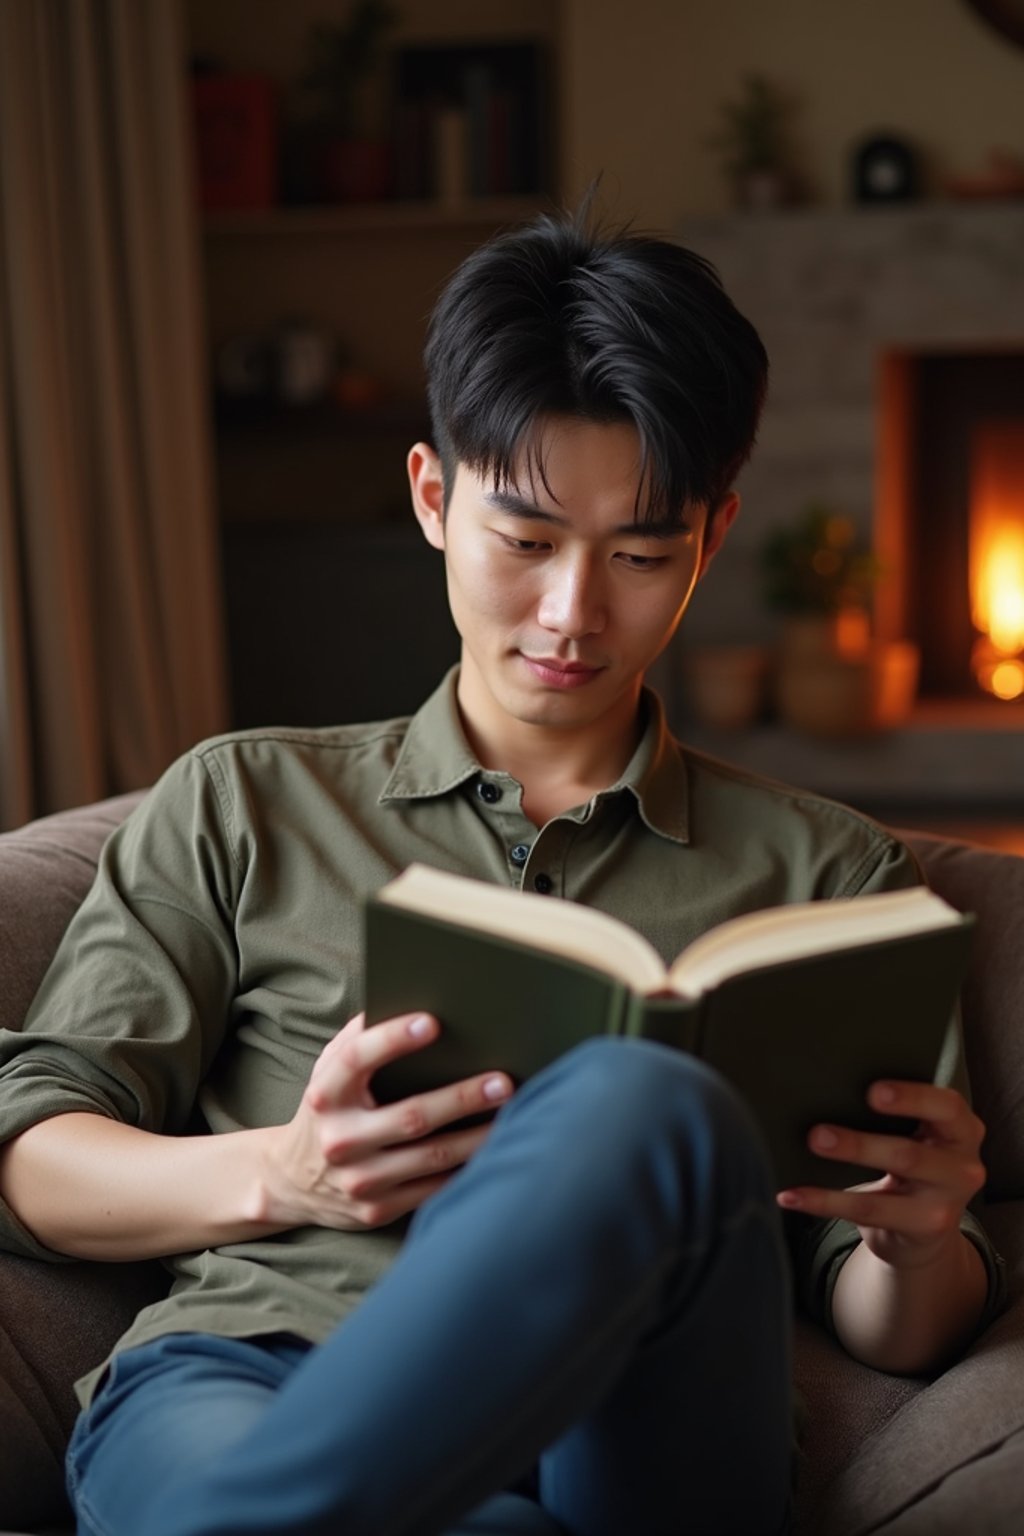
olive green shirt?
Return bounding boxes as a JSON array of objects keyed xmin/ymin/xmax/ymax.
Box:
[{"xmin": 0, "ymin": 670, "xmax": 1001, "ymax": 1405}]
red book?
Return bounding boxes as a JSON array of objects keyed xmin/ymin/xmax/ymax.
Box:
[{"xmin": 192, "ymin": 75, "xmax": 277, "ymax": 211}]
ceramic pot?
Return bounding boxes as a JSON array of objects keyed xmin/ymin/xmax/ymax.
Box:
[
  {"xmin": 776, "ymin": 608, "xmax": 871, "ymax": 664},
  {"xmin": 776, "ymin": 640, "xmax": 919, "ymax": 737}
]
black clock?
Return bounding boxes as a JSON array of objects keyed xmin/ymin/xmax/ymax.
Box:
[{"xmin": 851, "ymin": 134, "xmax": 921, "ymax": 204}]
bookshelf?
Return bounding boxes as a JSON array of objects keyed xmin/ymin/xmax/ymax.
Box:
[
  {"xmin": 186, "ymin": 3, "xmax": 561, "ymax": 726},
  {"xmin": 191, "ymin": 14, "xmax": 559, "ymax": 523}
]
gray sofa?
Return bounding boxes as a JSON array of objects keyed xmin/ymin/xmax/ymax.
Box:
[{"xmin": 1, "ymin": 794, "xmax": 1023, "ymax": 1535}]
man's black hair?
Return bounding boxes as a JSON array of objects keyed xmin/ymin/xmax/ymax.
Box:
[{"xmin": 423, "ymin": 204, "xmax": 769, "ymax": 522}]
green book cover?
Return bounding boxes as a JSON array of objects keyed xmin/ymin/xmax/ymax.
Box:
[{"xmin": 364, "ymin": 867, "xmax": 974, "ymax": 1190}]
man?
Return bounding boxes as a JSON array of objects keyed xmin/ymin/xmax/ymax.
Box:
[{"xmin": 0, "ymin": 211, "xmax": 1000, "ymax": 1536}]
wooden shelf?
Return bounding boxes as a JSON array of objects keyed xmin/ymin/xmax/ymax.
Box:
[{"xmin": 203, "ymin": 196, "xmax": 550, "ymax": 239}]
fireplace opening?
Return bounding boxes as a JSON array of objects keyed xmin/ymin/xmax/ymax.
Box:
[
  {"xmin": 877, "ymin": 352, "xmax": 1024, "ymax": 701},
  {"xmin": 969, "ymin": 421, "xmax": 1024, "ymax": 699}
]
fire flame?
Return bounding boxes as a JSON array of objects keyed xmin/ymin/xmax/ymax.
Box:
[{"xmin": 970, "ymin": 422, "xmax": 1024, "ymax": 700}]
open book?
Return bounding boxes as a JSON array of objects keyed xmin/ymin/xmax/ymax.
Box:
[{"xmin": 364, "ymin": 865, "xmax": 974, "ymax": 1189}]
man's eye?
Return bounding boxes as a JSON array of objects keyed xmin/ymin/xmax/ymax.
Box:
[
  {"xmin": 616, "ymin": 552, "xmax": 668, "ymax": 570},
  {"xmin": 499, "ymin": 535, "xmax": 548, "ymax": 554}
]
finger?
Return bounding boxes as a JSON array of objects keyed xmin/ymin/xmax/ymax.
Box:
[
  {"xmin": 307, "ymin": 1012, "xmax": 442, "ymax": 1110},
  {"xmin": 332, "ymin": 1123, "xmax": 492, "ymax": 1202},
  {"xmin": 776, "ymin": 1183, "xmax": 964, "ymax": 1241},
  {"xmin": 344, "ymin": 1172, "xmax": 456, "ymax": 1229},
  {"xmin": 368, "ymin": 1070, "xmax": 514, "ymax": 1147},
  {"xmin": 803, "ymin": 1123, "xmax": 985, "ymax": 1195},
  {"xmin": 868, "ymin": 1081, "xmax": 985, "ymax": 1148},
  {"xmin": 316, "ymin": 1071, "xmax": 512, "ymax": 1163}
]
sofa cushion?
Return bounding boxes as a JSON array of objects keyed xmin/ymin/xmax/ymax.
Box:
[
  {"xmin": 902, "ymin": 832, "xmax": 1024, "ymax": 1202},
  {"xmin": 808, "ymin": 1199, "xmax": 1024, "ymax": 1536},
  {"xmin": 791, "ymin": 1316, "xmax": 924, "ymax": 1533},
  {"xmin": 0, "ymin": 1253, "xmax": 167, "ymax": 1530}
]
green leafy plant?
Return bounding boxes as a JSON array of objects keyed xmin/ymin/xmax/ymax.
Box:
[
  {"xmin": 708, "ymin": 74, "xmax": 797, "ymax": 180},
  {"xmin": 297, "ymin": 1, "xmax": 398, "ymax": 139},
  {"xmin": 759, "ymin": 504, "xmax": 879, "ymax": 616}
]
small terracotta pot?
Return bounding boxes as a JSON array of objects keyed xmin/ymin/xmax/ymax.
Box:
[
  {"xmin": 776, "ymin": 609, "xmax": 871, "ymax": 664},
  {"xmin": 775, "ymin": 640, "xmax": 920, "ymax": 737}
]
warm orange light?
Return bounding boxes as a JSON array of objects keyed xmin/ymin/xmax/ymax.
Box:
[
  {"xmin": 990, "ymin": 660, "xmax": 1024, "ymax": 701},
  {"xmin": 969, "ymin": 422, "xmax": 1024, "ymax": 698}
]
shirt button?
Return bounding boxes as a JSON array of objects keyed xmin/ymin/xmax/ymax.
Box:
[
  {"xmin": 533, "ymin": 873, "xmax": 554, "ymax": 895},
  {"xmin": 510, "ymin": 843, "xmax": 531, "ymax": 865},
  {"xmin": 477, "ymin": 781, "xmax": 501, "ymax": 805}
]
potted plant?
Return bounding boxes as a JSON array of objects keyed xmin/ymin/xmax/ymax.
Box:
[
  {"xmin": 292, "ymin": 1, "xmax": 398, "ymax": 203},
  {"xmin": 759, "ymin": 503, "xmax": 877, "ymax": 661},
  {"xmin": 758, "ymin": 505, "xmax": 918, "ymax": 736},
  {"xmin": 707, "ymin": 74, "xmax": 801, "ymax": 210}
]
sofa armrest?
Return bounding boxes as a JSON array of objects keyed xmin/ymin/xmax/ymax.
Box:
[
  {"xmin": 0, "ymin": 793, "xmax": 148, "ymax": 1038},
  {"xmin": 0, "ymin": 792, "xmax": 157, "ymax": 1530}
]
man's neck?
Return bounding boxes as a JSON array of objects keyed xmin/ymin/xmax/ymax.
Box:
[{"xmin": 456, "ymin": 689, "xmax": 644, "ymax": 828}]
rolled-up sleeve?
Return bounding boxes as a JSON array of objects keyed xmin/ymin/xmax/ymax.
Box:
[{"xmin": 0, "ymin": 751, "xmax": 241, "ymax": 1256}]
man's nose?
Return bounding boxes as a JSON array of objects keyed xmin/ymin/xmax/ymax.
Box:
[{"xmin": 536, "ymin": 555, "xmax": 607, "ymax": 638}]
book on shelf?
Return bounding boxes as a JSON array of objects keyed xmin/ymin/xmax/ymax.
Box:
[
  {"xmin": 364, "ymin": 865, "xmax": 975, "ymax": 1190},
  {"xmin": 393, "ymin": 42, "xmax": 545, "ymax": 202}
]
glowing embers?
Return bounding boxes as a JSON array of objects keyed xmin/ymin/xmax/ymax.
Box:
[{"xmin": 969, "ymin": 421, "xmax": 1024, "ymax": 700}]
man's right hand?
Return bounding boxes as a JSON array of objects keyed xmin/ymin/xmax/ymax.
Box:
[
  {"xmin": 0, "ymin": 1013, "xmax": 512, "ymax": 1262},
  {"xmin": 251, "ymin": 1012, "xmax": 514, "ymax": 1232}
]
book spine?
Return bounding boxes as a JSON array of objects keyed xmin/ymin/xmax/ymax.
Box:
[
  {"xmin": 434, "ymin": 104, "xmax": 469, "ymax": 207},
  {"xmin": 463, "ymin": 61, "xmax": 493, "ymax": 197},
  {"xmin": 622, "ymin": 994, "xmax": 702, "ymax": 1056}
]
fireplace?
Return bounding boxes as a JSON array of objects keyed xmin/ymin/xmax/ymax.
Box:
[
  {"xmin": 669, "ymin": 203, "xmax": 1024, "ymax": 813},
  {"xmin": 878, "ymin": 352, "xmax": 1024, "ymax": 700}
]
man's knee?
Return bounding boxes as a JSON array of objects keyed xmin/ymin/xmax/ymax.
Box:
[
  {"xmin": 504, "ymin": 1037, "xmax": 774, "ymax": 1203},
  {"xmin": 544, "ymin": 1035, "xmax": 755, "ymax": 1132}
]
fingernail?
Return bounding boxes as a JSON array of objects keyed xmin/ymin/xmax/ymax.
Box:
[
  {"xmin": 811, "ymin": 1126, "xmax": 839, "ymax": 1151},
  {"xmin": 408, "ymin": 1014, "xmax": 434, "ymax": 1039},
  {"xmin": 483, "ymin": 1075, "xmax": 512, "ymax": 1102},
  {"xmin": 777, "ymin": 1190, "xmax": 804, "ymax": 1209},
  {"xmin": 873, "ymin": 1083, "xmax": 896, "ymax": 1107}
]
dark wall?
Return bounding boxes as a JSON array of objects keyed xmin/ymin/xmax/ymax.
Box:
[{"xmin": 222, "ymin": 522, "xmax": 460, "ymax": 729}]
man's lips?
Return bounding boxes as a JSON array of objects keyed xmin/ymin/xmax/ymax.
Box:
[{"xmin": 520, "ymin": 655, "xmax": 604, "ymax": 688}]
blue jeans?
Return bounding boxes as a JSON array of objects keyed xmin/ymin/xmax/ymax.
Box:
[{"xmin": 67, "ymin": 1039, "xmax": 793, "ymax": 1536}]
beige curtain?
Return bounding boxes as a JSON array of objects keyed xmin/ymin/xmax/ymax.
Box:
[{"xmin": 0, "ymin": 0, "xmax": 229, "ymax": 829}]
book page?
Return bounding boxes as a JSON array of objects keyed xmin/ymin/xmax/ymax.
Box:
[
  {"xmin": 667, "ymin": 886, "xmax": 962, "ymax": 998},
  {"xmin": 379, "ymin": 865, "xmax": 668, "ymax": 992}
]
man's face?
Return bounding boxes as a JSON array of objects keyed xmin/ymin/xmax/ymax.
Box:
[{"xmin": 409, "ymin": 417, "xmax": 736, "ymax": 753}]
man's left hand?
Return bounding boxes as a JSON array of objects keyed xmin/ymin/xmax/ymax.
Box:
[{"xmin": 777, "ymin": 1081, "xmax": 987, "ymax": 1267}]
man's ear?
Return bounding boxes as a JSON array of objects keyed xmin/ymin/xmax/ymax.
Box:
[
  {"xmin": 407, "ymin": 442, "xmax": 446, "ymax": 551},
  {"xmin": 698, "ymin": 492, "xmax": 740, "ymax": 577}
]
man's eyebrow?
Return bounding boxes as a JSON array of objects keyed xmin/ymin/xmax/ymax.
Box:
[
  {"xmin": 483, "ymin": 490, "xmax": 568, "ymax": 525},
  {"xmin": 482, "ymin": 490, "xmax": 691, "ymax": 539}
]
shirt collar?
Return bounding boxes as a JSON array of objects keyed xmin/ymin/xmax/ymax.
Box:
[
  {"xmin": 379, "ymin": 669, "xmax": 482, "ymax": 803},
  {"xmin": 379, "ymin": 666, "xmax": 690, "ymax": 845}
]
